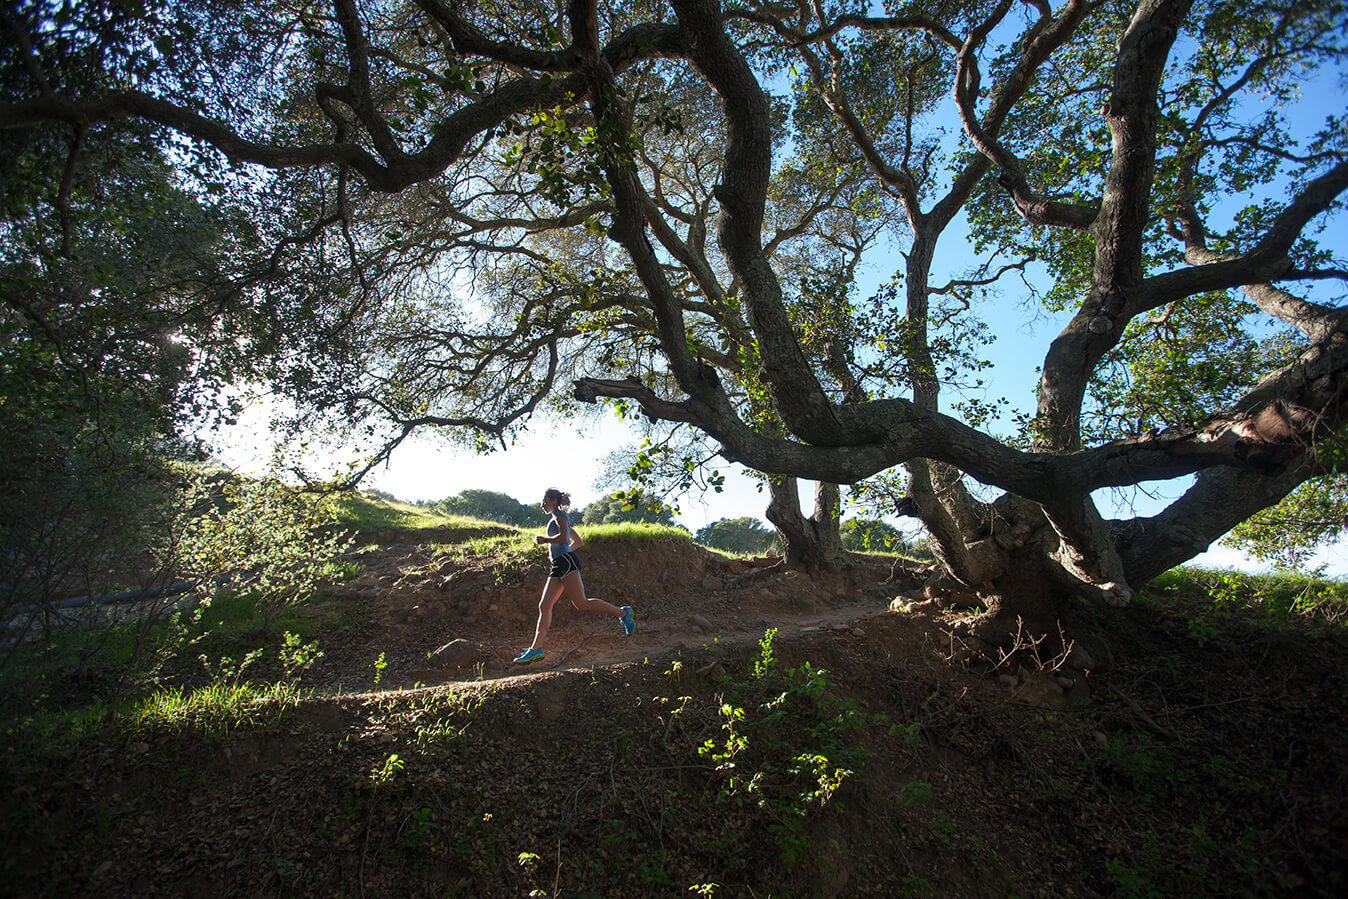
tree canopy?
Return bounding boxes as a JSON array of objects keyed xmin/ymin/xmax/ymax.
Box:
[
  {"xmin": 839, "ymin": 518, "xmax": 907, "ymax": 554},
  {"xmin": 695, "ymin": 516, "xmax": 776, "ymax": 554},
  {"xmin": 0, "ymin": 82, "xmax": 265, "ymax": 611},
  {"xmin": 3, "ymin": 0, "xmax": 1346, "ymax": 637},
  {"xmin": 579, "ymin": 491, "xmax": 679, "ymax": 527},
  {"xmin": 434, "ymin": 488, "xmax": 539, "ymax": 525}
]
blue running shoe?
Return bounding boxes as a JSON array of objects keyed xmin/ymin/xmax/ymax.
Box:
[
  {"xmin": 620, "ymin": 606, "xmax": 635, "ymax": 636},
  {"xmin": 514, "ymin": 647, "xmax": 545, "ymax": 664}
]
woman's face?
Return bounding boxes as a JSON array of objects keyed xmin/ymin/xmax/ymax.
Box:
[{"xmin": 541, "ymin": 495, "xmax": 557, "ymax": 514}]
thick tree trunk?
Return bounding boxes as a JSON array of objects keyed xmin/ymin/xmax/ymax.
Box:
[
  {"xmin": 764, "ymin": 476, "xmax": 844, "ymax": 573},
  {"xmin": 916, "ymin": 499, "xmax": 1115, "ymax": 681}
]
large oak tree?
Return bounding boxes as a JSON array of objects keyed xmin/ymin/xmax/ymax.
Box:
[{"xmin": 4, "ymin": 0, "xmax": 1346, "ymax": 644}]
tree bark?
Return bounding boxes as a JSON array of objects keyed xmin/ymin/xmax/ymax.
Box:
[{"xmin": 765, "ymin": 477, "xmax": 844, "ymax": 573}]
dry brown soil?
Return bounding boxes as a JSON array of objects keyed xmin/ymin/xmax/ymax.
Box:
[{"xmin": 310, "ymin": 531, "xmax": 926, "ymax": 692}]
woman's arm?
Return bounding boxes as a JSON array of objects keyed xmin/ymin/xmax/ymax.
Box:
[{"xmin": 568, "ymin": 527, "xmax": 583, "ymax": 551}]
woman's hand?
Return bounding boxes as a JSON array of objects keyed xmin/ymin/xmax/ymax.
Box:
[{"xmin": 534, "ymin": 534, "xmax": 547, "ymax": 545}]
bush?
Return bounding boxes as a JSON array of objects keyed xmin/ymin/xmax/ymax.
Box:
[
  {"xmin": 839, "ymin": 518, "xmax": 908, "ymax": 554},
  {"xmin": 579, "ymin": 491, "xmax": 678, "ymax": 526},
  {"xmin": 695, "ymin": 517, "xmax": 776, "ymax": 555},
  {"xmin": 433, "ymin": 489, "xmax": 537, "ymax": 526}
]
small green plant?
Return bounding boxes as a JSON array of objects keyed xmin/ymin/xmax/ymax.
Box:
[
  {"xmin": 689, "ymin": 883, "xmax": 721, "ymax": 897},
  {"xmin": 373, "ymin": 651, "xmax": 388, "ymax": 684},
  {"xmin": 636, "ymin": 862, "xmax": 673, "ymax": 886},
  {"xmin": 278, "ymin": 631, "xmax": 323, "ymax": 680},
  {"xmin": 517, "ymin": 849, "xmax": 549, "ymax": 897},
  {"xmin": 696, "ymin": 629, "xmax": 869, "ymax": 866},
  {"xmin": 898, "ymin": 873, "xmax": 935, "ymax": 897},
  {"xmin": 699, "ymin": 702, "xmax": 750, "ymax": 792},
  {"xmin": 399, "ymin": 806, "xmax": 438, "ymax": 850},
  {"xmin": 1186, "ymin": 615, "xmax": 1217, "ymax": 647},
  {"xmin": 927, "ymin": 811, "xmax": 959, "ymax": 847},
  {"xmin": 1097, "ymin": 735, "xmax": 1179, "ymax": 807},
  {"xmin": 752, "ymin": 627, "xmax": 777, "ymax": 679},
  {"xmin": 1106, "ymin": 857, "xmax": 1157, "ymax": 898},
  {"xmin": 890, "ymin": 721, "xmax": 922, "ymax": 750},
  {"xmin": 414, "ymin": 714, "xmax": 471, "ymax": 750},
  {"xmin": 370, "ymin": 752, "xmax": 404, "ymax": 786},
  {"xmin": 896, "ymin": 779, "xmax": 932, "ymax": 808},
  {"xmin": 197, "ymin": 647, "xmax": 264, "ymax": 685},
  {"xmin": 787, "ymin": 751, "xmax": 853, "ymax": 805},
  {"xmin": 1105, "ymin": 824, "xmax": 1221, "ymax": 897}
]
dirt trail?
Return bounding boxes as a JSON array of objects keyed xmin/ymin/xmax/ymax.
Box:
[{"xmin": 303, "ymin": 533, "xmax": 924, "ymax": 691}]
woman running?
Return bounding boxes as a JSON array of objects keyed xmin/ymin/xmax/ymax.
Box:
[{"xmin": 514, "ymin": 488, "xmax": 634, "ymax": 664}]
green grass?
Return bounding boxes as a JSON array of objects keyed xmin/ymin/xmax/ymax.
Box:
[
  {"xmin": 0, "ymin": 581, "xmax": 333, "ymax": 733},
  {"xmin": 130, "ymin": 680, "xmax": 307, "ymax": 736},
  {"xmin": 698, "ymin": 545, "xmax": 767, "ymax": 560},
  {"xmin": 844, "ymin": 547, "xmax": 932, "ymax": 565},
  {"xmin": 579, "ymin": 521, "xmax": 693, "ymax": 545},
  {"xmin": 439, "ymin": 530, "xmax": 537, "ymax": 583},
  {"xmin": 1143, "ymin": 566, "xmax": 1348, "ymax": 629},
  {"xmin": 420, "ymin": 520, "xmax": 694, "ymax": 583},
  {"xmin": 333, "ymin": 492, "xmax": 466, "ymax": 532},
  {"xmin": 334, "ymin": 491, "xmax": 696, "ymax": 548},
  {"xmin": 9, "ymin": 679, "xmax": 309, "ymax": 759},
  {"xmin": 444, "ymin": 531, "xmax": 534, "ymax": 555},
  {"xmin": 186, "ymin": 470, "xmax": 453, "ymax": 536}
]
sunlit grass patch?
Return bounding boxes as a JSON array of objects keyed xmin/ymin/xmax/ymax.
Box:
[
  {"xmin": 845, "ymin": 547, "xmax": 931, "ymax": 565},
  {"xmin": 317, "ymin": 558, "xmax": 364, "ymax": 582},
  {"xmin": 699, "ymin": 545, "xmax": 768, "ymax": 560},
  {"xmin": 451, "ymin": 531, "xmax": 535, "ymax": 556},
  {"xmin": 579, "ymin": 522, "xmax": 692, "ymax": 545},
  {"xmin": 333, "ymin": 492, "xmax": 458, "ymax": 532},
  {"xmin": 131, "ymin": 680, "xmax": 306, "ymax": 735},
  {"xmin": 440, "ymin": 530, "xmax": 537, "ymax": 582},
  {"xmin": 1143, "ymin": 567, "xmax": 1348, "ymax": 630},
  {"xmin": 425, "ymin": 521, "xmax": 695, "ymax": 581},
  {"xmin": 11, "ymin": 679, "xmax": 307, "ymax": 758}
]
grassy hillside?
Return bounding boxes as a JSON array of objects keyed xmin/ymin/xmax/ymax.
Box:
[{"xmin": 3, "ymin": 492, "xmax": 1346, "ymax": 897}]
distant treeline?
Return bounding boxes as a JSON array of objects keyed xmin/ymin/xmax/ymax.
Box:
[
  {"xmin": 404, "ymin": 488, "xmax": 677, "ymax": 529},
  {"xmin": 386, "ymin": 489, "xmax": 926, "ymax": 558}
]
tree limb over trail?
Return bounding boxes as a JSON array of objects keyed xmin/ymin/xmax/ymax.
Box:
[
  {"xmin": 5, "ymin": 0, "xmax": 1345, "ymax": 646},
  {"xmin": 574, "ymin": 377, "xmax": 700, "ymax": 424}
]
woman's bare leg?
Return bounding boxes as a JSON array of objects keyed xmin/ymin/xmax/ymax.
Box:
[
  {"xmin": 528, "ymin": 577, "xmax": 567, "ymax": 649},
  {"xmin": 560, "ymin": 571, "xmax": 623, "ymax": 616}
]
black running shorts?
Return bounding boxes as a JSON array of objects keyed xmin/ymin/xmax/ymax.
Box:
[{"xmin": 548, "ymin": 551, "xmax": 581, "ymax": 579}]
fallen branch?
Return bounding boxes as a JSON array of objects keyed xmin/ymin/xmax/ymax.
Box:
[{"xmin": 1107, "ymin": 684, "xmax": 1180, "ymax": 740}]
